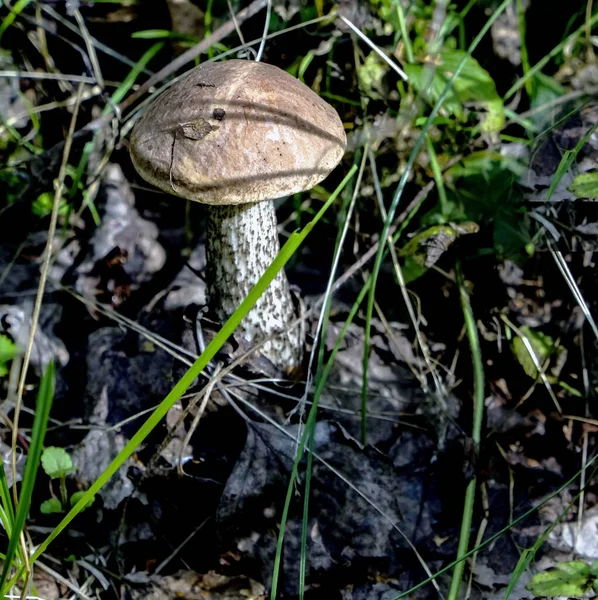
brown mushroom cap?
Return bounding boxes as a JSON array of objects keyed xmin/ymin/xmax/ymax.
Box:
[{"xmin": 130, "ymin": 59, "xmax": 347, "ymax": 206}]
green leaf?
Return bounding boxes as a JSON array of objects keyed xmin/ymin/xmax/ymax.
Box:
[
  {"xmin": 568, "ymin": 171, "xmax": 598, "ymax": 199},
  {"xmin": 405, "ymin": 50, "xmax": 504, "ymax": 133},
  {"xmin": 70, "ymin": 491, "xmax": 94, "ymax": 510},
  {"xmin": 512, "ymin": 326, "xmax": 563, "ymax": 380},
  {"xmin": 398, "ymin": 222, "xmax": 479, "ymax": 269},
  {"xmin": 0, "ymin": 335, "xmax": 17, "ymax": 378},
  {"xmin": 526, "ymin": 561, "xmax": 594, "ymax": 597},
  {"xmin": 446, "ymin": 151, "xmax": 525, "ymax": 182},
  {"xmin": 358, "ymin": 52, "xmax": 388, "ymax": 100},
  {"xmin": 40, "ymin": 498, "xmax": 63, "ymax": 515},
  {"xmin": 131, "ymin": 29, "xmax": 194, "ymax": 41},
  {"xmin": 32, "ymin": 192, "xmax": 69, "ymax": 219},
  {"xmin": 437, "ymin": 151, "xmax": 531, "ymax": 260},
  {"xmin": 41, "ymin": 447, "xmax": 74, "ymax": 479}
]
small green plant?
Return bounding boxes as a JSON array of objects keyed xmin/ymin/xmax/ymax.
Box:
[
  {"xmin": 568, "ymin": 171, "xmax": 598, "ymax": 199},
  {"xmin": 527, "ymin": 560, "xmax": 598, "ymax": 597},
  {"xmin": 40, "ymin": 447, "xmax": 93, "ymax": 514},
  {"xmin": 0, "ymin": 170, "xmax": 26, "ymax": 208},
  {"xmin": 31, "ymin": 192, "xmax": 69, "ymax": 219},
  {"xmin": 0, "ymin": 335, "xmax": 17, "ymax": 377}
]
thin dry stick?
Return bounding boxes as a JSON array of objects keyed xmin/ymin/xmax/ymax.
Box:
[
  {"xmin": 0, "ymin": 71, "xmax": 97, "ymax": 84},
  {"xmin": 35, "ymin": 560, "xmax": 92, "ymax": 600},
  {"xmin": 154, "ymin": 518, "xmax": 209, "ymax": 575},
  {"xmin": 0, "ymin": 86, "xmax": 101, "ymax": 135},
  {"xmin": 339, "ymin": 15, "xmax": 407, "ymax": 81},
  {"xmin": 177, "ymin": 362, "xmax": 223, "ymax": 476},
  {"xmin": 255, "ymin": 0, "xmax": 271, "ymax": 62},
  {"xmin": 10, "ymin": 83, "xmax": 84, "ymax": 598},
  {"xmin": 576, "ymin": 328, "xmax": 591, "ymax": 549},
  {"xmin": 227, "ymin": 0, "xmax": 246, "ymax": 45},
  {"xmin": 587, "ymin": 0, "xmax": 595, "ymax": 61},
  {"xmin": 33, "ymin": 1, "xmax": 57, "ymax": 89},
  {"xmin": 73, "ymin": 8, "xmax": 105, "ymax": 89}
]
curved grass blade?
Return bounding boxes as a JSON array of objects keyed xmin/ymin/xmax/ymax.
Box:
[
  {"xmin": 0, "ymin": 360, "xmax": 54, "ymax": 593},
  {"xmin": 0, "ymin": 166, "xmax": 357, "ymax": 595},
  {"xmin": 0, "ymin": 0, "xmax": 31, "ymax": 41},
  {"xmin": 446, "ymin": 264, "xmax": 485, "ymax": 600},
  {"xmin": 270, "ymin": 278, "xmax": 371, "ymax": 600}
]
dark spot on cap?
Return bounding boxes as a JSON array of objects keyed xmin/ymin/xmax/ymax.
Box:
[{"xmin": 213, "ymin": 108, "xmax": 226, "ymax": 121}]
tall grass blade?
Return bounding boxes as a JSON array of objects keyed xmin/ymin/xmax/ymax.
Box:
[
  {"xmin": 270, "ymin": 278, "xmax": 371, "ymax": 599},
  {"xmin": 0, "ymin": 167, "xmax": 357, "ymax": 594},
  {"xmin": 0, "ymin": 360, "xmax": 55, "ymax": 593},
  {"xmin": 0, "ymin": 0, "xmax": 31, "ymax": 41},
  {"xmin": 447, "ymin": 265, "xmax": 485, "ymax": 600}
]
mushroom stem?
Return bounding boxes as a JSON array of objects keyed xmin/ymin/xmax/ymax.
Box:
[{"xmin": 205, "ymin": 201, "xmax": 303, "ymax": 371}]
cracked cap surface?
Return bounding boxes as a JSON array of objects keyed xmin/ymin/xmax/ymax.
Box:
[{"xmin": 130, "ymin": 59, "xmax": 347, "ymax": 205}]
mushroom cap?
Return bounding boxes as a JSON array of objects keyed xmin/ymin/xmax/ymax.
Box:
[{"xmin": 130, "ymin": 59, "xmax": 347, "ymax": 205}]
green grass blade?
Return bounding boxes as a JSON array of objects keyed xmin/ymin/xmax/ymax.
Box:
[
  {"xmin": 0, "ymin": 460, "xmax": 15, "ymax": 531},
  {"xmin": 424, "ymin": 135, "xmax": 449, "ymax": 216},
  {"xmin": 544, "ymin": 124, "xmax": 598, "ymax": 202},
  {"xmin": 0, "ymin": 360, "xmax": 55, "ymax": 592},
  {"xmin": 298, "ymin": 422, "xmax": 315, "ymax": 600},
  {"xmin": 447, "ymin": 264, "xmax": 485, "ymax": 600},
  {"xmin": 516, "ymin": 0, "xmax": 532, "ymax": 98},
  {"xmin": 131, "ymin": 30, "xmax": 195, "ymax": 41},
  {"xmin": 503, "ymin": 483, "xmax": 584, "ymax": 599},
  {"xmin": 295, "ymin": 156, "xmax": 363, "ymax": 597},
  {"xmin": 270, "ymin": 278, "xmax": 370, "ymax": 599},
  {"xmin": 0, "ymin": 0, "xmax": 31, "ymax": 41},
  {"xmin": 106, "ymin": 41, "xmax": 165, "ymax": 109},
  {"xmin": 6, "ymin": 166, "xmax": 356, "ymax": 590}
]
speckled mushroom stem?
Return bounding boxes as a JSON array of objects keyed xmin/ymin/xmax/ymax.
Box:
[{"xmin": 205, "ymin": 201, "xmax": 303, "ymax": 371}]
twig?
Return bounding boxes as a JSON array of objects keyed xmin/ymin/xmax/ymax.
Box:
[
  {"xmin": 177, "ymin": 363, "xmax": 223, "ymax": 476},
  {"xmin": 154, "ymin": 518, "xmax": 209, "ymax": 575},
  {"xmin": 73, "ymin": 9, "xmax": 104, "ymax": 89},
  {"xmin": 255, "ymin": 0, "xmax": 271, "ymax": 62},
  {"xmin": 338, "ymin": 15, "xmax": 407, "ymax": 81},
  {"xmin": 35, "ymin": 560, "xmax": 92, "ymax": 600}
]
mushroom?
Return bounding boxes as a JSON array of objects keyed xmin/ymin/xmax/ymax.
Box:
[{"xmin": 130, "ymin": 59, "xmax": 346, "ymax": 371}]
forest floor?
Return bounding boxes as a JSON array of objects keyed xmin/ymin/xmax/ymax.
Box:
[{"xmin": 1, "ymin": 0, "xmax": 598, "ymax": 599}]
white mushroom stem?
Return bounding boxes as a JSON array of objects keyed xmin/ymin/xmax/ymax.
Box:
[{"xmin": 205, "ymin": 201, "xmax": 303, "ymax": 371}]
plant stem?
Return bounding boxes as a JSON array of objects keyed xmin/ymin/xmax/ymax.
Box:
[
  {"xmin": 447, "ymin": 263, "xmax": 484, "ymax": 600},
  {"xmin": 59, "ymin": 477, "xmax": 68, "ymax": 507}
]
